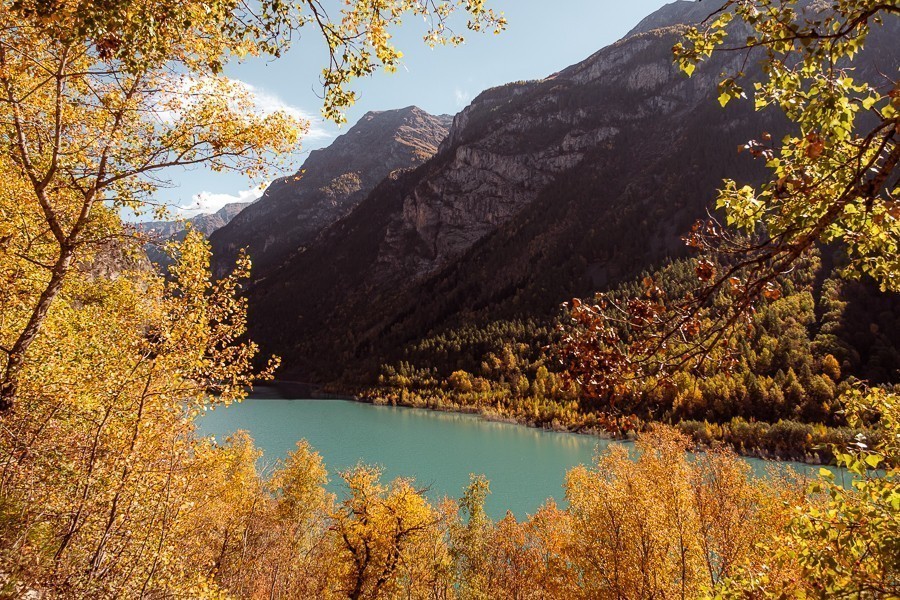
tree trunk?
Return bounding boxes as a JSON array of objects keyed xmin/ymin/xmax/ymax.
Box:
[{"xmin": 0, "ymin": 246, "xmax": 74, "ymax": 412}]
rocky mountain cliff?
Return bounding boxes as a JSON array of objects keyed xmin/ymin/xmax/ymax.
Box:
[
  {"xmin": 209, "ymin": 106, "xmax": 453, "ymax": 276},
  {"xmin": 244, "ymin": 1, "xmax": 899, "ymax": 381}
]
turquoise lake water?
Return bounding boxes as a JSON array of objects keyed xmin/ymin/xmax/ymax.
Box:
[{"xmin": 197, "ymin": 393, "xmax": 837, "ymax": 520}]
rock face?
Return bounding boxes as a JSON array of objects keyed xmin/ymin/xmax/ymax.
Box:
[
  {"xmin": 368, "ymin": 21, "xmax": 743, "ymax": 284},
  {"xmin": 80, "ymin": 238, "xmax": 153, "ymax": 281},
  {"xmin": 209, "ymin": 106, "xmax": 453, "ymax": 276},
  {"xmin": 245, "ymin": 1, "xmax": 899, "ymax": 380}
]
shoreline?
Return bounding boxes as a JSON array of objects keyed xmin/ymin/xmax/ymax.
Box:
[{"xmin": 250, "ymin": 380, "xmax": 849, "ymax": 466}]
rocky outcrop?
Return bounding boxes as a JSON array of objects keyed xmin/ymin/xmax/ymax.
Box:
[
  {"xmin": 80, "ymin": 237, "xmax": 152, "ymax": 281},
  {"xmin": 209, "ymin": 106, "xmax": 453, "ymax": 276}
]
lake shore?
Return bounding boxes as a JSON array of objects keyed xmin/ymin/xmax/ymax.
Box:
[{"xmin": 252, "ymin": 380, "xmax": 869, "ymax": 466}]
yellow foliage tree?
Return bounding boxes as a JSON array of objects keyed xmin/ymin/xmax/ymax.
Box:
[
  {"xmin": 0, "ymin": 0, "xmax": 505, "ymax": 411},
  {"xmin": 0, "ymin": 0, "xmax": 506, "ymax": 595},
  {"xmin": 565, "ymin": 428, "xmax": 804, "ymax": 599},
  {"xmin": 327, "ymin": 465, "xmax": 450, "ymax": 600},
  {"xmin": 0, "ymin": 228, "xmax": 276, "ymax": 595}
]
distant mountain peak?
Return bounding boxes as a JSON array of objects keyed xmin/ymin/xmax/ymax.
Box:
[
  {"xmin": 355, "ymin": 105, "xmax": 448, "ymax": 127},
  {"xmin": 627, "ymin": 0, "xmax": 724, "ymax": 37},
  {"xmin": 362, "ymin": 105, "xmax": 425, "ymax": 117},
  {"xmin": 137, "ymin": 201, "xmax": 251, "ymax": 240}
]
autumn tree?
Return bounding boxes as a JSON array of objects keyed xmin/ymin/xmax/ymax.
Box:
[
  {"xmin": 448, "ymin": 474, "xmax": 493, "ymax": 597},
  {"xmin": 0, "ymin": 0, "xmax": 505, "ymax": 411},
  {"xmin": 0, "ymin": 230, "xmax": 276, "ymax": 595},
  {"xmin": 563, "ymin": 428, "xmax": 801, "ymax": 599},
  {"xmin": 0, "ymin": 0, "xmax": 504, "ymax": 595},
  {"xmin": 328, "ymin": 465, "xmax": 449, "ymax": 600},
  {"xmin": 715, "ymin": 384, "xmax": 899, "ymax": 597}
]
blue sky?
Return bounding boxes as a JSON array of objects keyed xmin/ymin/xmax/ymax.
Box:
[{"xmin": 163, "ymin": 0, "xmax": 673, "ymax": 217}]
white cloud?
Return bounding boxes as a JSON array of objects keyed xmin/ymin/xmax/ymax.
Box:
[
  {"xmin": 454, "ymin": 88, "xmax": 472, "ymax": 108},
  {"xmin": 174, "ymin": 184, "xmax": 269, "ymax": 217},
  {"xmin": 154, "ymin": 75, "xmax": 331, "ymax": 141},
  {"xmin": 235, "ymin": 80, "xmax": 332, "ymax": 141}
]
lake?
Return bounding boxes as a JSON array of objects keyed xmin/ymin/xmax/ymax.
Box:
[{"xmin": 197, "ymin": 392, "xmax": 835, "ymax": 520}]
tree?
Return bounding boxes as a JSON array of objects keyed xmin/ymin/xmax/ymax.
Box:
[
  {"xmin": 562, "ymin": 0, "xmax": 898, "ymax": 405},
  {"xmin": 449, "ymin": 474, "xmax": 493, "ymax": 597},
  {"xmin": 0, "ymin": 0, "xmax": 505, "ymax": 410},
  {"xmin": 565, "ymin": 427, "xmax": 801, "ymax": 599},
  {"xmin": 715, "ymin": 384, "xmax": 900, "ymax": 598},
  {"xmin": 328, "ymin": 465, "xmax": 446, "ymax": 600},
  {"xmin": 263, "ymin": 440, "xmax": 334, "ymax": 597},
  {"xmin": 0, "ymin": 231, "xmax": 275, "ymax": 595}
]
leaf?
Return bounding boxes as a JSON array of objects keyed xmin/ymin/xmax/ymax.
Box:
[
  {"xmin": 695, "ymin": 260, "xmax": 715, "ymax": 281},
  {"xmin": 864, "ymin": 454, "xmax": 882, "ymax": 468},
  {"xmin": 762, "ymin": 286, "xmax": 782, "ymax": 301}
]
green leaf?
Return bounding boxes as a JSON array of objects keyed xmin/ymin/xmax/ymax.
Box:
[{"xmin": 864, "ymin": 454, "xmax": 882, "ymax": 468}]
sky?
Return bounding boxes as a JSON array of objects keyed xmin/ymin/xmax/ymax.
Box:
[{"xmin": 160, "ymin": 0, "xmax": 674, "ymax": 218}]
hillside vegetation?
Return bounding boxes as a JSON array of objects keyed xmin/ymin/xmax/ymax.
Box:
[{"xmin": 363, "ymin": 251, "xmax": 899, "ymax": 461}]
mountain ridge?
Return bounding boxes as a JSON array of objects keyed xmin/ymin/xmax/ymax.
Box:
[
  {"xmin": 241, "ymin": 2, "xmax": 899, "ymax": 381},
  {"xmin": 139, "ymin": 201, "xmax": 252, "ymax": 241}
]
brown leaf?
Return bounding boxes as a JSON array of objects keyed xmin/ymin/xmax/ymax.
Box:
[
  {"xmin": 695, "ymin": 260, "xmax": 715, "ymax": 282},
  {"xmin": 762, "ymin": 284, "xmax": 782, "ymax": 301}
]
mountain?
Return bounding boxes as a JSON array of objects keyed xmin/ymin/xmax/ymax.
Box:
[
  {"xmin": 137, "ymin": 201, "xmax": 252, "ymax": 267},
  {"xmin": 209, "ymin": 106, "xmax": 453, "ymax": 277},
  {"xmin": 140, "ymin": 201, "xmax": 252, "ymax": 241},
  {"xmin": 626, "ymin": 0, "xmax": 719, "ymax": 35},
  {"xmin": 244, "ymin": 1, "xmax": 899, "ymax": 381}
]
